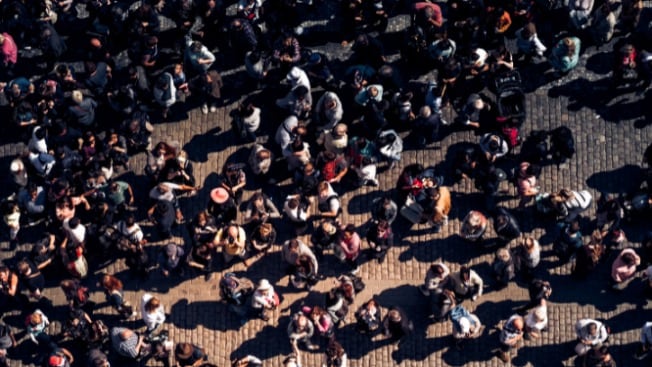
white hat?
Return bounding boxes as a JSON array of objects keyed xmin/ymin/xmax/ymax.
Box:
[
  {"xmin": 258, "ymin": 279, "xmax": 272, "ymax": 290},
  {"xmin": 10, "ymin": 159, "xmax": 24, "ymax": 173},
  {"xmin": 459, "ymin": 317, "xmax": 471, "ymax": 334},
  {"xmin": 533, "ymin": 307, "xmax": 546, "ymax": 322},
  {"xmin": 287, "ymin": 67, "xmax": 301, "ymax": 81}
]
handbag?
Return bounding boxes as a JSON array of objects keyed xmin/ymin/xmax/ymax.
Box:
[{"xmin": 400, "ymin": 195, "xmax": 423, "ymax": 224}]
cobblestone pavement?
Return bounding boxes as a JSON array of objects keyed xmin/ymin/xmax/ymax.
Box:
[{"xmin": 1, "ymin": 1, "xmax": 652, "ymax": 367}]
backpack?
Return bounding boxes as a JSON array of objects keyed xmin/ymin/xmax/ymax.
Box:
[{"xmin": 318, "ymin": 195, "xmax": 339, "ymax": 213}]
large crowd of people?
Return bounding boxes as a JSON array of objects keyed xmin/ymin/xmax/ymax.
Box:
[{"xmin": 0, "ymin": 0, "xmax": 651, "ymax": 365}]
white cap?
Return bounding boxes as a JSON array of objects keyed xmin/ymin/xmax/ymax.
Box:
[
  {"xmin": 287, "ymin": 67, "xmax": 301, "ymax": 81},
  {"xmin": 10, "ymin": 159, "xmax": 24, "ymax": 173},
  {"xmin": 533, "ymin": 307, "xmax": 547, "ymax": 321},
  {"xmin": 258, "ymin": 279, "xmax": 272, "ymax": 290},
  {"xmin": 459, "ymin": 317, "xmax": 471, "ymax": 334}
]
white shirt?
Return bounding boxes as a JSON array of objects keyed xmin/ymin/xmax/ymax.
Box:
[
  {"xmin": 141, "ymin": 293, "xmax": 166, "ymax": 330},
  {"xmin": 525, "ymin": 305, "xmax": 548, "ymax": 331},
  {"xmin": 63, "ymin": 218, "xmax": 87, "ymax": 246},
  {"xmin": 275, "ymin": 115, "xmax": 299, "ymax": 151}
]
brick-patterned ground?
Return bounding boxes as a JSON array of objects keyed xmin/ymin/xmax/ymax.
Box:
[{"xmin": 0, "ymin": 1, "xmax": 651, "ymax": 367}]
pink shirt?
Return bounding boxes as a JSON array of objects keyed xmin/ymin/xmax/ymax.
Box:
[
  {"xmin": 1, "ymin": 33, "xmax": 18, "ymax": 65},
  {"xmin": 413, "ymin": 2, "xmax": 443, "ymax": 24},
  {"xmin": 611, "ymin": 248, "xmax": 640, "ymax": 282},
  {"xmin": 339, "ymin": 233, "xmax": 361, "ymax": 260}
]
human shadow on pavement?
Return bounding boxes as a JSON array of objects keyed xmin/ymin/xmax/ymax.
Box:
[
  {"xmin": 514, "ymin": 339, "xmax": 577, "ymax": 367},
  {"xmin": 346, "ymin": 190, "xmax": 387, "ymax": 215},
  {"xmin": 586, "ymin": 164, "xmax": 645, "ymax": 195},
  {"xmin": 606, "ymin": 307, "xmax": 650, "ymax": 335},
  {"xmin": 545, "ymin": 272, "xmax": 646, "ymax": 312},
  {"xmin": 548, "ymin": 77, "xmax": 648, "ymax": 123},
  {"xmin": 400, "ymin": 234, "xmax": 497, "ymax": 265},
  {"xmin": 230, "ymin": 319, "xmax": 294, "ymax": 361},
  {"xmin": 169, "ymin": 298, "xmax": 242, "ymax": 331},
  {"xmin": 240, "ymin": 250, "xmax": 286, "ymax": 285},
  {"xmin": 182, "ymin": 127, "xmax": 225, "ymax": 162},
  {"xmin": 585, "ymin": 51, "xmax": 616, "ymax": 75}
]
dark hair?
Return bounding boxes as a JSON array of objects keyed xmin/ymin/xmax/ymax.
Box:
[
  {"xmin": 85, "ymin": 61, "xmax": 98, "ymax": 74},
  {"xmin": 55, "ymin": 64, "xmax": 70, "ymax": 76},
  {"xmin": 288, "ymin": 198, "xmax": 299, "ymax": 209},
  {"xmin": 460, "ymin": 266, "xmax": 470, "ymax": 278},
  {"xmin": 323, "ymin": 151, "xmax": 336, "ymax": 161},
  {"xmin": 377, "ymin": 220, "xmax": 389, "ymax": 231},
  {"xmin": 526, "ymin": 164, "xmax": 541, "ymax": 177},
  {"xmin": 292, "ymin": 85, "xmax": 309, "ymax": 98},
  {"xmin": 69, "ymin": 217, "xmax": 80, "ymax": 229},
  {"xmin": 125, "ymin": 214, "xmax": 136, "ymax": 226},
  {"xmin": 34, "ymin": 126, "xmax": 46, "ymax": 140},
  {"xmin": 621, "ymin": 252, "xmax": 638, "ymax": 266},
  {"xmin": 239, "ymin": 103, "xmax": 255, "ymax": 117},
  {"xmin": 248, "ymin": 51, "xmax": 261, "ymax": 63}
]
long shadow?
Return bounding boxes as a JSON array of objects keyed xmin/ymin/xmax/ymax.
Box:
[
  {"xmin": 182, "ymin": 127, "xmax": 225, "ymax": 163},
  {"xmin": 546, "ymin": 271, "xmax": 647, "ymax": 312},
  {"xmin": 521, "ymin": 61, "xmax": 555, "ymax": 93},
  {"xmin": 513, "ymin": 340, "xmax": 577, "ymax": 367},
  {"xmin": 239, "ymin": 250, "xmax": 285, "ymax": 285},
  {"xmin": 585, "ymin": 164, "xmax": 644, "ymax": 194},
  {"xmin": 229, "ymin": 317, "xmax": 294, "ymax": 360},
  {"xmin": 169, "ymin": 298, "xmax": 243, "ymax": 331},
  {"xmin": 547, "ymin": 76, "xmax": 648, "ymax": 123},
  {"xmin": 399, "ymin": 235, "xmax": 495, "ymax": 265},
  {"xmin": 346, "ymin": 189, "xmax": 386, "ymax": 215},
  {"xmin": 585, "ymin": 51, "xmax": 616, "ymax": 75}
]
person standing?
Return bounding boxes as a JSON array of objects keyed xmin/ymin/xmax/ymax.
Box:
[
  {"xmin": 497, "ymin": 314, "xmax": 524, "ymax": 363},
  {"xmin": 215, "ymin": 224, "xmax": 247, "ymax": 265},
  {"xmin": 611, "ymin": 248, "xmax": 641, "ymax": 290},
  {"xmin": 0, "ymin": 33, "xmax": 18, "ymax": 78},
  {"xmin": 287, "ymin": 312, "xmax": 318, "ymax": 350},
  {"xmin": 449, "ymin": 266, "xmax": 484, "ymax": 302},
  {"xmin": 251, "ymin": 279, "xmax": 279, "ymax": 321},
  {"xmin": 141, "ymin": 293, "xmax": 166, "ymax": 336},
  {"xmin": 575, "ymin": 319, "xmax": 610, "ymax": 356},
  {"xmin": 382, "ymin": 306, "xmax": 413, "ymax": 343},
  {"xmin": 337, "ymin": 225, "xmax": 361, "ymax": 273}
]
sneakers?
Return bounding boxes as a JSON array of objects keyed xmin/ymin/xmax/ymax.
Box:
[
  {"xmin": 209, "ymin": 105, "xmax": 217, "ymax": 113},
  {"xmin": 351, "ymin": 266, "xmax": 360, "ymax": 274},
  {"xmin": 201, "ymin": 104, "xmax": 209, "ymax": 114},
  {"xmin": 306, "ymin": 343, "xmax": 319, "ymax": 351}
]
